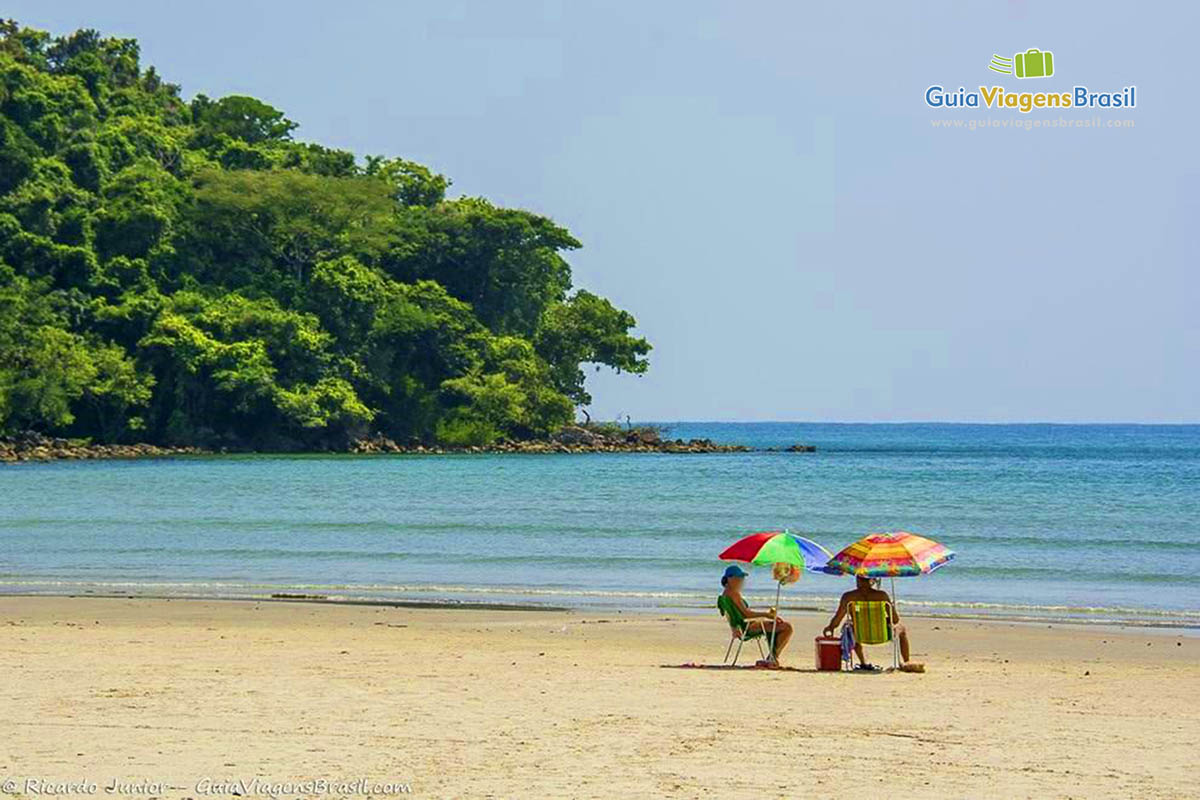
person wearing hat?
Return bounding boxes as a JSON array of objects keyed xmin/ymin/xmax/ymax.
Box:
[{"xmin": 720, "ymin": 564, "xmax": 793, "ymax": 666}]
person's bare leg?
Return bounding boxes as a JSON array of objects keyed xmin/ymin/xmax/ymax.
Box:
[
  {"xmin": 897, "ymin": 624, "xmax": 925, "ymax": 672},
  {"xmin": 748, "ymin": 621, "xmax": 779, "ymax": 667},
  {"xmin": 854, "ymin": 643, "xmax": 866, "ymax": 665},
  {"xmin": 772, "ymin": 620, "xmax": 793, "ymax": 660}
]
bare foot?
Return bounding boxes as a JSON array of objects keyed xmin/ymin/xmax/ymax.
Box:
[{"xmin": 899, "ymin": 661, "xmax": 926, "ymax": 673}]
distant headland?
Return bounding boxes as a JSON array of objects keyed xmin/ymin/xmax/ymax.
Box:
[{"xmin": 0, "ymin": 21, "xmax": 649, "ymax": 455}]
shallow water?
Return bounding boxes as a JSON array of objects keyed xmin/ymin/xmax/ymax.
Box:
[{"xmin": 1, "ymin": 423, "xmax": 1197, "ymax": 627}]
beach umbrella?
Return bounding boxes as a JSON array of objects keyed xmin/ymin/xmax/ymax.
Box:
[
  {"xmin": 791, "ymin": 533, "xmax": 835, "ymax": 574},
  {"xmin": 825, "ymin": 531, "xmax": 954, "ymax": 577},
  {"xmin": 720, "ymin": 530, "xmax": 807, "ymax": 569},
  {"xmin": 719, "ymin": 530, "xmax": 834, "ymax": 573},
  {"xmin": 719, "ymin": 530, "xmax": 832, "ymax": 658},
  {"xmin": 824, "ymin": 530, "xmax": 954, "ymax": 610}
]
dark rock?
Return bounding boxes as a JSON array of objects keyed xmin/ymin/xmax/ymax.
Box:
[
  {"xmin": 636, "ymin": 428, "xmax": 661, "ymax": 445},
  {"xmin": 553, "ymin": 426, "xmax": 600, "ymax": 446},
  {"xmin": 0, "ymin": 430, "xmax": 207, "ymax": 464}
]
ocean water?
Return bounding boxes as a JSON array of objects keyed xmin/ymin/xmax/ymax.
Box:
[{"xmin": 1, "ymin": 423, "xmax": 1198, "ymax": 628}]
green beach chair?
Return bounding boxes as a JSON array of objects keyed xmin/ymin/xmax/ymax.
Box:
[
  {"xmin": 717, "ymin": 594, "xmax": 768, "ymax": 666},
  {"xmin": 848, "ymin": 600, "xmax": 900, "ymax": 670}
]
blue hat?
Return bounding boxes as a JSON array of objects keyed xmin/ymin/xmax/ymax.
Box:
[{"xmin": 722, "ymin": 565, "xmax": 749, "ymax": 582}]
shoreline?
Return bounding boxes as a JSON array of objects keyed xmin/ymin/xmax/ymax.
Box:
[
  {"xmin": 2, "ymin": 589, "xmax": 1195, "ymax": 634},
  {"xmin": 3, "ymin": 595, "xmax": 1197, "ymax": 798}
]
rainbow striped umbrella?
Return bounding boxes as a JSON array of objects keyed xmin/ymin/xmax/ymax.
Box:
[
  {"xmin": 825, "ymin": 531, "xmax": 954, "ymax": 618},
  {"xmin": 824, "ymin": 531, "xmax": 954, "ymax": 577}
]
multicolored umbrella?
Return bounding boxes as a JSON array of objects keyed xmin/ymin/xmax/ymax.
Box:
[
  {"xmin": 718, "ymin": 530, "xmax": 833, "ymax": 574},
  {"xmin": 824, "ymin": 531, "xmax": 955, "ymax": 618},
  {"xmin": 824, "ymin": 531, "xmax": 954, "ymax": 577}
]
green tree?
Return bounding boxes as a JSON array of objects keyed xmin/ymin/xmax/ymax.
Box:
[
  {"xmin": 0, "ymin": 20, "xmax": 651, "ymax": 448},
  {"xmin": 439, "ymin": 337, "xmax": 573, "ymax": 442},
  {"xmin": 0, "ymin": 264, "xmax": 151, "ymax": 435},
  {"xmin": 384, "ymin": 197, "xmax": 578, "ymax": 337},
  {"xmin": 190, "ymin": 94, "xmax": 297, "ymax": 145},
  {"xmin": 0, "ymin": 116, "xmax": 40, "ymax": 194},
  {"xmin": 364, "ymin": 156, "xmax": 449, "ymax": 206},
  {"xmin": 177, "ymin": 168, "xmax": 394, "ymax": 290},
  {"xmin": 137, "ymin": 292, "xmax": 372, "ymax": 446},
  {"xmin": 93, "ymin": 159, "xmax": 183, "ymax": 261},
  {"xmin": 536, "ymin": 290, "xmax": 651, "ymax": 405}
]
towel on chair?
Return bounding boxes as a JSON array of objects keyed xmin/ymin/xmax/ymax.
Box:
[{"xmin": 840, "ymin": 624, "xmax": 855, "ymax": 664}]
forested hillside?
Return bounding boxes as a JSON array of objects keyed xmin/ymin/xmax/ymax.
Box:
[{"xmin": 0, "ymin": 21, "xmax": 649, "ymax": 449}]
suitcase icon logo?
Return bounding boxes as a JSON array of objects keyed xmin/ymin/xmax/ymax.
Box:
[{"xmin": 988, "ymin": 48, "xmax": 1055, "ymax": 79}]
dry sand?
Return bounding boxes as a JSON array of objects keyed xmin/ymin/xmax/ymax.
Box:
[{"xmin": 2, "ymin": 596, "xmax": 1197, "ymax": 799}]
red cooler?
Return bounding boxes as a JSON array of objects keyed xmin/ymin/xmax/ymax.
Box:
[{"xmin": 814, "ymin": 636, "xmax": 842, "ymax": 671}]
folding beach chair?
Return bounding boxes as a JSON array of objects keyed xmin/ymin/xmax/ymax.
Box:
[
  {"xmin": 717, "ymin": 594, "xmax": 768, "ymax": 666},
  {"xmin": 846, "ymin": 600, "xmax": 900, "ymax": 670}
]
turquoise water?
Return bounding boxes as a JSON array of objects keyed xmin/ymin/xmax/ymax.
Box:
[{"xmin": 1, "ymin": 423, "xmax": 1198, "ymax": 627}]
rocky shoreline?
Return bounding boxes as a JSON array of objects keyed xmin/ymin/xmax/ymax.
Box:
[
  {"xmin": 2, "ymin": 427, "xmax": 815, "ymax": 463},
  {"xmin": 348, "ymin": 426, "xmax": 755, "ymax": 455},
  {"xmin": 0, "ymin": 432, "xmax": 206, "ymax": 463}
]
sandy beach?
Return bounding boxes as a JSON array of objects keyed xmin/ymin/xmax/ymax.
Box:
[{"xmin": 1, "ymin": 597, "xmax": 1197, "ymax": 799}]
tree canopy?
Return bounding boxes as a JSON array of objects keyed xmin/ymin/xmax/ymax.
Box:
[{"xmin": 0, "ymin": 20, "xmax": 650, "ymax": 448}]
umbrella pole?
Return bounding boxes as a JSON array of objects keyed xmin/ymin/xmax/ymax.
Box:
[
  {"xmin": 770, "ymin": 580, "xmax": 782, "ymax": 661},
  {"xmin": 890, "ymin": 575, "xmax": 900, "ymax": 669}
]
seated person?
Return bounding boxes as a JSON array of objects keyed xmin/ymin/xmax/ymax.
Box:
[
  {"xmin": 721, "ymin": 565, "xmax": 793, "ymax": 666},
  {"xmin": 823, "ymin": 576, "xmax": 925, "ymax": 672}
]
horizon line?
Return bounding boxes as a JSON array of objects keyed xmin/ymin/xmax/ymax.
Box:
[{"xmin": 618, "ymin": 419, "xmax": 1200, "ymax": 427}]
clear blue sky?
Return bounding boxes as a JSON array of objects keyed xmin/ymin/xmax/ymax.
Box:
[{"xmin": 10, "ymin": 1, "xmax": 1197, "ymax": 422}]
